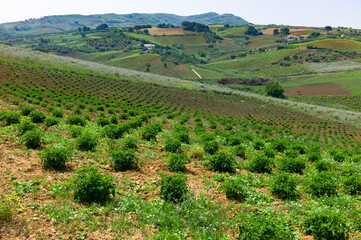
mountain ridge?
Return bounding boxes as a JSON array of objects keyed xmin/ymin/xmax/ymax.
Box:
[{"xmin": 0, "ymin": 12, "xmax": 248, "ymax": 39}]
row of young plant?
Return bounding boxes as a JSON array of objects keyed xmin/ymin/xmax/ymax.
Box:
[{"xmin": 2, "ymin": 101, "xmax": 361, "ymax": 239}]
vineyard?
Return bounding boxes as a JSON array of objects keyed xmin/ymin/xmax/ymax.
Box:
[{"xmin": 1, "ymin": 44, "xmax": 361, "ymax": 240}]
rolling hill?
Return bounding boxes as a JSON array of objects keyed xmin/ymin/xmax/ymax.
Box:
[{"xmin": 0, "ymin": 12, "xmax": 248, "ymax": 39}]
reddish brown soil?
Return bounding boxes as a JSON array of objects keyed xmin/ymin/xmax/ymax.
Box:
[
  {"xmin": 145, "ymin": 28, "xmax": 194, "ymax": 36},
  {"xmin": 285, "ymin": 83, "xmax": 353, "ymax": 97}
]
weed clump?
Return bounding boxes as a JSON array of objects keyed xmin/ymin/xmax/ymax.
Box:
[
  {"xmin": 222, "ymin": 176, "xmax": 248, "ymax": 201},
  {"xmin": 159, "ymin": 173, "xmax": 188, "ymax": 203},
  {"xmin": 203, "ymin": 140, "xmax": 219, "ymax": 155},
  {"xmin": 110, "ymin": 148, "xmax": 138, "ymax": 172},
  {"xmin": 18, "ymin": 120, "xmax": 39, "ymax": 134},
  {"xmin": 0, "ymin": 111, "xmax": 21, "ymax": 125},
  {"xmin": 41, "ymin": 145, "xmax": 73, "ymax": 170},
  {"xmin": 122, "ymin": 136, "xmax": 138, "ymax": 149},
  {"xmin": 234, "ymin": 144, "xmax": 246, "ymax": 158},
  {"xmin": 278, "ymin": 157, "xmax": 306, "ymax": 174},
  {"xmin": 71, "ymin": 166, "xmax": 115, "ymax": 204},
  {"xmin": 307, "ymin": 171, "xmax": 337, "ymax": 197}
]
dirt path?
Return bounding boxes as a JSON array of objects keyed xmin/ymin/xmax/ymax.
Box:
[{"xmin": 192, "ymin": 69, "xmax": 202, "ymax": 79}]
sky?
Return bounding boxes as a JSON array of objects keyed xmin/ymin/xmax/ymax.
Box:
[{"xmin": 1, "ymin": 0, "xmax": 361, "ymax": 28}]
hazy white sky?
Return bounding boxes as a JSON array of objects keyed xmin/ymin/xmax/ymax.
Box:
[{"xmin": 1, "ymin": 0, "xmax": 361, "ymax": 28}]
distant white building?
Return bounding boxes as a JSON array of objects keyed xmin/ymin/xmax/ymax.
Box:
[
  {"xmin": 285, "ymin": 35, "xmax": 300, "ymax": 41},
  {"xmin": 144, "ymin": 44, "xmax": 156, "ymax": 49}
]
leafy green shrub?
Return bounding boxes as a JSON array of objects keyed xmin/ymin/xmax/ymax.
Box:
[
  {"xmin": 69, "ymin": 125, "xmax": 83, "ymax": 138},
  {"xmin": 270, "ymin": 172, "xmax": 297, "ymax": 200},
  {"xmin": 102, "ymin": 124, "xmax": 124, "ymax": 139},
  {"xmin": 344, "ymin": 174, "xmax": 361, "ymax": 195},
  {"xmin": 29, "ymin": 110, "xmax": 46, "ymax": 123},
  {"xmin": 307, "ymin": 171, "xmax": 337, "ymax": 197},
  {"xmin": 66, "ymin": 115, "xmax": 86, "ymax": 126},
  {"xmin": 41, "ymin": 145, "xmax": 73, "ymax": 170},
  {"xmin": 263, "ymin": 147, "xmax": 276, "ymax": 158},
  {"xmin": 52, "ymin": 109, "xmax": 63, "ymax": 118},
  {"xmin": 304, "ymin": 206, "xmax": 350, "ymax": 240},
  {"xmin": 209, "ymin": 151, "xmax": 237, "ymax": 173},
  {"xmin": 44, "ymin": 117, "xmax": 60, "ymax": 127},
  {"xmin": 159, "ymin": 173, "xmax": 188, "ymax": 203},
  {"xmin": 284, "ymin": 149, "xmax": 299, "ymax": 158},
  {"xmin": 253, "ymin": 140, "xmax": 265, "ymax": 150},
  {"xmin": 0, "ymin": 111, "xmax": 21, "ymax": 125},
  {"xmin": 290, "ymin": 144, "xmax": 306, "ymax": 155},
  {"xmin": 18, "ymin": 120, "xmax": 38, "ymax": 134},
  {"xmin": 222, "ymin": 176, "xmax": 248, "ymax": 201},
  {"xmin": 308, "ymin": 151, "xmax": 322, "ymax": 162},
  {"xmin": 313, "ymin": 159, "xmax": 333, "ymax": 172},
  {"xmin": 234, "ymin": 144, "xmax": 246, "ymax": 158},
  {"xmin": 97, "ymin": 117, "xmax": 110, "ymax": 127},
  {"xmin": 174, "ymin": 131, "xmax": 190, "ymax": 144},
  {"xmin": 164, "ymin": 137, "xmax": 182, "ymax": 153},
  {"xmin": 333, "ymin": 152, "xmax": 346, "ymax": 163},
  {"xmin": 141, "ymin": 123, "xmax": 162, "ymax": 141},
  {"xmin": 110, "ymin": 148, "xmax": 138, "ymax": 172},
  {"xmin": 122, "ymin": 136, "xmax": 138, "ymax": 149},
  {"xmin": 21, "ymin": 129, "xmax": 43, "ymax": 149},
  {"xmin": 238, "ymin": 212, "xmax": 296, "ymax": 239},
  {"xmin": 71, "ymin": 166, "xmax": 115, "ymax": 204},
  {"xmin": 278, "ymin": 157, "xmax": 306, "ymax": 174},
  {"xmin": 167, "ymin": 153, "xmax": 188, "ymax": 172},
  {"xmin": 20, "ymin": 105, "xmax": 35, "ymax": 116},
  {"xmin": 265, "ymin": 81, "xmax": 284, "ymax": 98},
  {"xmin": 109, "ymin": 115, "xmax": 118, "ymax": 124},
  {"xmin": 271, "ymin": 139, "xmax": 288, "ymax": 152},
  {"xmin": 203, "ymin": 140, "xmax": 219, "ymax": 155},
  {"xmin": 76, "ymin": 131, "xmax": 99, "ymax": 151},
  {"xmin": 248, "ymin": 154, "xmax": 273, "ymax": 174},
  {"xmin": 226, "ymin": 135, "xmax": 242, "ymax": 146}
]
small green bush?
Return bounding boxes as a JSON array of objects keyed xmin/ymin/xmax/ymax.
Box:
[
  {"xmin": 76, "ymin": 131, "xmax": 99, "ymax": 151},
  {"xmin": 209, "ymin": 151, "xmax": 237, "ymax": 173},
  {"xmin": 290, "ymin": 144, "xmax": 306, "ymax": 155},
  {"xmin": 222, "ymin": 176, "xmax": 248, "ymax": 201},
  {"xmin": 109, "ymin": 115, "xmax": 118, "ymax": 124},
  {"xmin": 1, "ymin": 111, "xmax": 21, "ymax": 125},
  {"xmin": 0, "ymin": 202, "xmax": 13, "ymax": 221},
  {"xmin": 271, "ymin": 139, "xmax": 288, "ymax": 152},
  {"xmin": 21, "ymin": 129, "xmax": 43, "ymax": 149},
  {"xmin": 307, "ymin": 171, "xmax": 337, "ymax": 197},
  {"xmin": 97, "ymin": 117, "xmax": 110, "ymax": 127},
  {"xmin": 44, "ymin": 117, "xmax": 60, "ymax": 127},
  {"xmin": 167, "ymin": 153, "xmax": 188, "ymax": 172},
  {"xmin": 234, "ymin": 144, "xmax": 246, "ymax": 158},
  {"xmin": 226, "ymin": 135, "xmax": 242, "ymax": 146},
  {"xmin": 238, "ymin": 212, "xmax": 296, "ymax": 239},
  {"xmin": 52, "ymin": 109, "xmax": 64, "ymax": 118},
  {"xmin": 253, "ymin": 140, "xmax": 265, "ymax": 150},
  {"xmin": 110, "ymin": 148, "xmax": 138, "ymax": 172},
  {"xmin": 344, "ymin": 174, "xmax": 361, "ymax": 195},
  {"xmin": 18, "ymin": 120, "xmax": 38, "ymax": 134},
  {"xmin": 263, "ymin": 147, "xmax": 276, "ymax": 158},
  {"xmin": 41, "ymin": 145, "xmax": 73, "ymax": 170},
  {"xmin": 69, "ymin": 125, "xmax": 83, "ymax": 138},
  {"xmin": 313, "ymin": 159, "xmax": 333, "ymax": 172},
  {"xmin": 102, "ymin": 124, "xmax": 124, "ymax": 139},
  {"xmin": 164, "ymin": 137, "xmax": 182, "ymax": 153},
  {"xmin": 141, "ymin": 123, "xmax": 162, "ymax": 141},
  {"xmin": 122, "ymin": 136, "xmax": 138, "ymax": 149},
  {"xmin": 20, "ymin": 105, "xmax": 35, "ymax": 116},
  {"xmin": 203, "ymin": 140, "xmax": 219, "ymax": 155},
  {"xmin": 174, "ymin": 131, "xmax": 190, "ymax": 144},
  {"xmin": 71, "ymin": 166, "xmax": 115, "ymax": 204},
  {"xmin": 159, "ymin": 173, "xmax": 188, "ymax": 203},
  {"xmin": 66, "ymin": 115, "xmax": 86, "ymax": 126},
  {"xmin": 304, "ymin": 206, "xmax": 350, "ymax": 240},
  {"xmin": 270, "ymin": 172, "xmax": 297, "ymax": 200},
  {"xmin": 248, "ymin": 154, "xmax": 273, "ymax": 174},
  {"xmin": 278, "ymin": 157, "xmax": 306, "ymax": 174},
  {"xmin": 29, "ymin": 110, "xmax": 46, "ymax": 123}
]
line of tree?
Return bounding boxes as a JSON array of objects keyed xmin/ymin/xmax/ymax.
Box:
[
  {"xmin": 245, "ymin": 26, "xmax": 263, "ymax": 36},
  {"xmin": 157, "ymin": 23, "xmax": 175, "ymax": 28},
  {"xmin": 181, "ymin": 21, "xmax": 209, "ymax": 32},
  {"xmin": 134, "ymin": 25, "xmax": 152, "ymax": 30}
]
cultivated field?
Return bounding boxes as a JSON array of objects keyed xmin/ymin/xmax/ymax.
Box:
[{"xmin": 285, "ymin": 82, "xmax": 353, "ymax": 97}]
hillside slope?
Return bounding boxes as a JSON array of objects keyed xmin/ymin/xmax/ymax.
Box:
[{"xmin": 0, "ymin": 12, "xmax": 248, "ymax": 38}]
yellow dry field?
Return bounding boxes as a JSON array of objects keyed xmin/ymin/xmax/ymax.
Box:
[
  {"xmin": 261, "ymin": 28, "xmax": 315, "ymax": 35},
  {"xmin": 146, "ymin": 28, "xmax": 195, "ymax": 36}
]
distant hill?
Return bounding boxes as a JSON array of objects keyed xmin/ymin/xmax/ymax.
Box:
[{"xmin": 0, "ymin": 12, "xmax": 248, "ymax": 39}]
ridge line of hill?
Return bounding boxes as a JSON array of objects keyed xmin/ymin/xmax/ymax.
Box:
[{"xmin": 1, "ymin": 44, "xmax": 360, "ymax": 127}]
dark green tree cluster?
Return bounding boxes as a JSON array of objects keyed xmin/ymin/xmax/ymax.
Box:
[
  {"xmin": 245, "ymin": 26, "xmax": 263, "ymax": 36},
  {"xmin": 181, "ymin": 21, "xmax": 209, "ymax": 32},
  {"xmin": 265, "ymin": 81, "xmax": 285, "ymax": 98}
]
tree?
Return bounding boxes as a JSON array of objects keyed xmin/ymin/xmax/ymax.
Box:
[
  {"xmin": 245, "ymin": 26, "xmax": 263, "ymax": 36},
  {"xmin": 325, "ymin": 26, "xmax": 333, "ymax": 34},
  {"xmin": 273, "ymin": 29, "xmax": 279, "ymax": 35},
  {"xmin": 96, "ymin": 24, "xmax": 109, "ymax": 31},
  {"xmin": 280, "ymin": 28, "xmax": 290, "ymax": 35},
  {"xmin": 265, "ymin": 81, "xmax": 284, "ymax": 98}
]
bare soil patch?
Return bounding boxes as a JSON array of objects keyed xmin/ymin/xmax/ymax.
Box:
[{"xmin": 285, "ymin": 82, "xmax": 352, "ymax": 97}]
